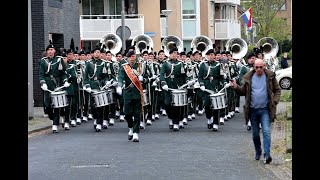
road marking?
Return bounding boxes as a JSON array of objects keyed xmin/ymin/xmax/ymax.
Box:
[{"xmin": 70, "ymin": 164, "xmax": 110, "ymax": 168}]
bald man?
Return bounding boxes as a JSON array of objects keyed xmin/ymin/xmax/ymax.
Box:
[{"xmin": 229, "ymin": 58, "xmax": 281, "ymax": 164}]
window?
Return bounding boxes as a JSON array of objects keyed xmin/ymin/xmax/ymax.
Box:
[
  {"xmin": 182, "ymin": 0, "xmax": 197, "ymax": 38},
  {"xmin": 49, "ymin": 0, "xmax": 63, "ymax": 8}
]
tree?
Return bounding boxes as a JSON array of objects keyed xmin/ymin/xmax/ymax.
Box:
[{"xmin": 241, "ymin": 0, "xmax": 291, "ymax": 40}]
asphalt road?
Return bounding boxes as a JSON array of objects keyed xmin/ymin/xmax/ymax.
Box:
[{"xmin": 28, "ymin": 98, "xmax": 278, "ymax": 180}]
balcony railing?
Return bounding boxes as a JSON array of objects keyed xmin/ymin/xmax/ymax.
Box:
[
  {"xmin": 215, "ymin": 19, "xmax": 241, "ymax": 40},
  {"xmin": 214, "ymin": 0, "xmax": 240, "ymax": 5},
  {"xmin": 80, "ymin": 15, "xmax": 144, "ymax": 40}
]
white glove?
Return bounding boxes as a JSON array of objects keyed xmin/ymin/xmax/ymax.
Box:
[
  {"xmin": 224, "ymin": 83, "xmax": 230, "ymax": 88},
  {"xmin": 138, "ymin": 75, "xmax": 143, "ymax": 82},
  {"xmin": 64, "ymin": 82, "xmax": 70, "ymax": 87},
  {"xmin": 106, "ymin": 80, "xmax": 112, "ymax": 86},
  {"xmin": 116, "ymin": 86, "xmax": 122, "ymax": 95},
  {"xmin": 152, "ymin": 75, "xmax": 157, "ymax": 80},
  {"xmin": 187, "ymin": 80, "xmax": 195, "ymax": 87},
  {"xmin": 200, "ymin": 86, "xmax": 205, "ymax": 91},
  {"xmin": 155, "ymin": 77, "xmax": 160, "ymax": 83},
  {"xmin": 223, "ymin": 74, "xmax": 227, "ymax": 79},
  {"xmin": 86, "ymin": 87, "xmax": 92, "ymax": 93},
  {"xmin": 162, "ymin": 85, "xmax": 169, "ymax": 91},
  {"xmin": 41, "ymin": 84, "xmax": 48, "ymax": 91}
]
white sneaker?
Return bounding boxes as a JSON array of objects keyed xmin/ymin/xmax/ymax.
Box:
[
  {"xmin": 93, "ymin": 119, "xmax": 97, "ymax": 125},
  {"xmin": 213, "ymin": 124, "xmax": 218, "ymax": 131},
  {"xmin": 146, "ymin": 119, "xmax": 152, "ymax": 125},
  {"xmin": 173, "ymin": 124, "xmax": 179, "ymax": 131},
  {"xmin": 182, "ymin": 118, "xmax": 188, "ymax": 125},
  {"xmin": 96, "ymin": 124, "xmax": 101, "ymax": 132},
  {"xmin": 227, "ymin": 114, "xmax": 232, "ymax": 119},
  {"xmin": 140, "ymin": 121, "xmax": 145, "ymax": 129},
  {"xmin": 76, "ymin": 118, "xmax": 82, "ymax": 125},
  {"xmin": 88, "ymin": 114, "xmax": 93, "ymax": 119},
  {"xmin": 64, "ymin": 122, "xmax": 70, "ymax": 130},
  {"xmin": 235, "ymin": 107, "xmax": 240, "ymax": 113},
  {"xmin": 132, "ymin": 133, "xmax": 139, "ymax": 142},
  {"xmin": 115, "ymin": 111, "xmax": 120, "ymax": 117},
  {"xmin": 179, "ymin": 121, "xmax": 184, "ymax": 128},
  {"xmin": 207, "ymin": 118, "xmax": 213, "ymax": 124},
  {"xmin": 224, "ymin": 115, "xmax": 228, "ymax": 120},
  {"xmin": 155, "ymin": 114, "xmax": 160, "ymax": 119},
  {"xmin": 187, "ymin": 115, "xmax": 192, "ymax": 121},
  {"xmin": 119, "ymin": 115, "xmax": 125, "ymax": 121},
  {"xmin": 109, "ymin": 118, "xmax": 115, "ymax": 125},
  {"xmin": 102, "ymin": 120, "xmax": 108, "ymax": 128},
  {"xmin": 128, "ymin": 128, "xmax": 133, "ymax": 136},
  {"xmin": 198, "ymin": 110, "xmax": 203, "ymax": 115},
  {"xmin": 191, "ymin": 113, "xmax": 196, "ymax": 119},
  {"xmin": 231, "ymin": 111, "xmax": 235, "ymax": 116},
  {"xmin": 152, "ymin": 115, "xmax": 155, "ymax": 120},
  {"xmin": 82, "ymin": 116, "xmax": 88, "ymax": 122},
  {"xmin": 219, "ymin": 117, "xmax": 225, "ymax": 125},
  {"xmin": 162, "ymin": 110, "xmax": 167, "ymax": 116},
  {"xmin": 52, "ymin": 125, "xmax": 58, "ymax": 133},
  {"xmin": 71, "ymin": 120, "xmax": 76, "ymax": 127},
  {"xmin": 248, "ymin": 120, "xmax": 251, "ymax": 126},
  {"xmin": 169, "ymin": 120, "xmax": 173, "ymax": 126}
]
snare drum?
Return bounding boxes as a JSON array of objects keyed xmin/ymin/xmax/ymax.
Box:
[
  {"xmin": 106, "ymin": 89, "xmax": 115, "ymax": 104},
  {"xmin": 143, "ymin": 89, "xmax": 149, "ymax": 106},
  {"xmin": 209, "ymin": 93, "xmax": 226, "ymax": 110},
  {"xmin": 171, "ymin": 90, "xmax": 187, "ymax": 106},
  {"xmin": 51, "ymin": 91, "xmax": 68, "ymax": 108},
  {"xmin": 92, "ymin": 90, "xmax": 109, "ymax": 107}
]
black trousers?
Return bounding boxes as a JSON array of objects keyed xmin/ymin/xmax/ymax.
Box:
[
  {"xmin": 43, "ymin": 91, "xmax": 61, "ymax": 126},
  {"xmin": 187, "ymin": 89, "xmax": 195, "ymax": 115},
  {"xmin": 124, "ymin": 98, "xmax": 141, "ymax": 133},
  {"xmin": 205, "ymin": 106, "xmax": 220, "ymax": 125},
  {"xmin": 64, "ymin": 95, "xmax": 78, "ymax": 122},
  {"xmin": 165, "ymin": 105, "xmax": 185, "ymax": 124}
]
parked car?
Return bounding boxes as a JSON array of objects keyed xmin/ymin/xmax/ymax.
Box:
[{"xmin": 275, "ymin": 66, "xmax": 292, "ymax": 90}]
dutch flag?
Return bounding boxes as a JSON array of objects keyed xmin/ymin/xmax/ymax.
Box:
[{"xmin": 242, "ymin": 7, "xmax": 252, "ymax": 32}]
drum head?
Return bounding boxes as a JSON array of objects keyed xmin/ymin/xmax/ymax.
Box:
[
  {"xmin": 171, "ymin": 90, "xmax": 187, "ymax": 94},
  {"xmin": 210, "ymin": 92, "xmax": 224, "ymax": 97},
  {"xmin": 51, "ymin": 91, "xmax": 66, "ymax": 95}
]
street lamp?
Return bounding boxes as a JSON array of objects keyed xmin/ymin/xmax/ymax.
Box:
[{"xmin": 161, "ymin": 10, "xmax": 172, "ymax": 37}]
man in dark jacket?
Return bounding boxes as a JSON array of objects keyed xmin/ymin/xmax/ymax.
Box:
[
  {"xmin": 280, "ymin": 52, "xmax": 289, "ymax": 69},
  {"xmin": 229, "ymin": 59, "xmax": 281, "ymax": 164}
]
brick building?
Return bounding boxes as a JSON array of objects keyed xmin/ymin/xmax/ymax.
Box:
[{"xmin": 31, "ymin": 0, "xmax": 80, "ymax": 106}]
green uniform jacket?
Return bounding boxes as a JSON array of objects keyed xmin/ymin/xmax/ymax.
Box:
[
  {"xmin": 160, "ymin": 59, "xmax": 187, "ymax": 105},
  {"xmin": 198, "ymin": 60, "xmax": 226, "ymax": 107},
  {"xmin": 39, "ymin": 56, "xmax": 68, "ymax": 90},
  {"xmin": 238, "ymin": 64, "xmax": 253, "ymax": 85},
  {"xmin": 117, "ymin": 59, "xmax": 149, "ymax": 100},
  {"xmin": 65, "ymin": 60, "xmax": 79, "ymax": 95},
  {"xmin": 84, "ymin": 58, "xmax": 111, "ymax": 90}
]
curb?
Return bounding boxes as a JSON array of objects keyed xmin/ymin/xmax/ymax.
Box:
[{"xmin": 28, "ymin": 125, "xmax": 52, "ymax": 135}]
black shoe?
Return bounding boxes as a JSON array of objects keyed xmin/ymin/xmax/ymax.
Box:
[
  {"xmin": 128, "ymin": 135, "xmax": 133, "ymax": 140},
  {"xmin": 207, "ymin": 124, "xmax": 213, "ymax": 129},
  {"xmin": 264, "ymin": 156, "xmax": 272, "ymax": 164},
  {"xmin": 255, "ymin": 152, "xmax": 262, "ymax": 160},
  {"xmin": 169, "ymin": 125, "xmax": 173, "ymax": 129}
]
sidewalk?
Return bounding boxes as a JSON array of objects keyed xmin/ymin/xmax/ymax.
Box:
[{"xmin": 28, "ymin": 107, "xmax": 52, "ymax": 135}]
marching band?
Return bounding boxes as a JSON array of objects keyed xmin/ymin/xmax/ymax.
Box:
[{"xmin": 39, "ymin": 34, "xmax": 280, "ymax": 142}]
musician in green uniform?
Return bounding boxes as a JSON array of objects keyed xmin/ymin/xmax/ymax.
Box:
[
  {"xmin": 116, "ymin": 51, "xmax": 149, "ymax": 142},
  {"xmin": 83, "ymin": 47, "xmax": 112, "ymax": 132},
  {"xmin": 160, "ymin": 48, "xmax": 195, "ymax": 131},
  {"xmin": 157, "ymin": 50, "xmax": 167, "ymax": 116},
  {"xmin": 39, "ymin": 43, "xmax": 70, "ymax": 133},
  {"xmin": 63, "ymin": 49, "xmax": 81, "ymax": 129},
  {"xmin": 198, "ymin": 49, "xmax": 228, "ymax": 131}
]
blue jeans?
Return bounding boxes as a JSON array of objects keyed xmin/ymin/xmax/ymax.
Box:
[{"xmin": 249, "ymin": 107, "xmax": 271, "ymax": 157}]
